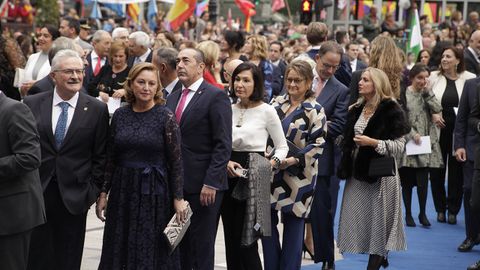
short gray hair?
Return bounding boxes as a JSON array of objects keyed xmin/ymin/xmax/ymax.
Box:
[
  {"xmin": 112, "ymin": 27, "xmax": 129, "ymax": 40},
  {"xmin": 92, "ymin": 30, "xmax": 111, "ymax": 43},
  {"xmin": 155, "ymin": 47, "xmax": 178, "ymax": 70},
  {"xmin": 129, "ymin": 31, "xmax": 151, "ymax": 48},
  {"xmin": 48, "ymin": 37, "xmax": 77, "ymax": 64},
  {"xmin": 51, "ymin": 49, "xmax": 82, "ymax": 71}
]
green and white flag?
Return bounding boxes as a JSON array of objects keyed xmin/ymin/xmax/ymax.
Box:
[{"xmin": 407, "ymin": 9, "xmax": 423, "ymax": 59}]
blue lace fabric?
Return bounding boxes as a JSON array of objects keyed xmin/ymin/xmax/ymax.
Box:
[{"xmin": 98, "ymin": 104, "xmax": 183, "ymax": 270}]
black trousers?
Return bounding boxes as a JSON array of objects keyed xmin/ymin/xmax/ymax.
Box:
[
  {"xmin": 310, "ymin": 176, "xmax": 334, "ymax": 264},
  {"xmin": 0, "ymin": 229, "xmax": 32, "ymax": 270},
  {"xmin": 430, "ymin": 125, "xmax": 464, "ymax": 215},
  {"xmin": 27, "ymin": 181, "xmax": 87, "ymax": 270},
  {"xmin": 220, "ymin": 151, "xmax": 262, "ymax": 270},
  {"xmin": 463, "ymin": 161, "xmax": 480, "ymax": 240}
]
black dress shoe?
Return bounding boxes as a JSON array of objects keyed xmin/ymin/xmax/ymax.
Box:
[
  {"xmin": 448, "ymin": 213, "xmax": 457, "ymax": 225},
  {"xmin": 458, "ymin": 238, "xmax": 477, "ymax": 252},
  {"xmin": 468, "ymin": 260, "xmax": 480, "ymax": 270},
  {"xmin": 419, "ymin": 214, "xmax": 431, "ymax": 227},
  {"xmin": 322, "ymin": 261, "xmax": 335, "ymax": 270},
  {"xmin": 405, "ymin": 215, "xmax": 416, "ymax": 227},
  {"xmin": 437, "ymin": 212, "xmax": 446, "ymax": 223}
]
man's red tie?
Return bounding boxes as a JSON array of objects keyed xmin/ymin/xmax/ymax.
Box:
[
  {"xmin": 93, "ymin": 57, "xmax": 102, "ymax": 76},
  {"xmin": 175, "ymin": 89, "xmax": 190, "ymax": 122}
]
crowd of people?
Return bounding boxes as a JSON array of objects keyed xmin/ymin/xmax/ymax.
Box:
[{"xmin": 1, "ymin": 7, "xmax": 480, "ymax": 270}]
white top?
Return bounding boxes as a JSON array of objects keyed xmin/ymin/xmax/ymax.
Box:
[
  {"xmin": 165, "ymin": 78, "xmax": 179, "ymax": 95},
  {"xmin": 232, "ymin": 103, "xmax": 288, "ymax": 160},
  {"xmin": 24, "ymin": 52, "xmax": 51, "ymax": 82},
  {"xmin": 51, "ymin": 89, "xmax": 79, "ymax": 134}
]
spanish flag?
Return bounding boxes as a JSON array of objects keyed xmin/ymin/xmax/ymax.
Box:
[
  {"xmin": 165, "ymin": 0, "xmax": 197, "ymax": 31},
  {"xmin": 127, "ymin": 3, "xmax": 140, "ymax": 24}
]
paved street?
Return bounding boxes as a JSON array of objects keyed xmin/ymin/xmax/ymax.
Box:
[{"xmin": 81, "ymin": 210, "xmax": 342, "ymax": 269}]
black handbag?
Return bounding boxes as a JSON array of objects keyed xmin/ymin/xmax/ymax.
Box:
[{"xmin": 368, "ymin": 146, "xmax": 396, "ymax": 178}]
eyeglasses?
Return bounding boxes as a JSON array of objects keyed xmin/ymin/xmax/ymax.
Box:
[
  {"xmin": 319, "ymin": 58, "xmax": 340, "ymax": 71},
  {"xmin": 286, "ymin": 78, "xmax": 305, "ymax": 85},
  {"xmin": 54, "ymin": 69, "xmax": 85, "ymax": 76}
]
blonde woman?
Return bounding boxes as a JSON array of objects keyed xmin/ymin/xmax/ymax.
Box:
[
  {"xmin": 243, "ymin": 35, "xmax": 274, "ymax": 101},
  {"xmin": 196, "ymin": 40, "xmax": 223, "ymax": 89},
  {"xmin": 348, "ymin": 36, "xmax": 403, "ymax": 105},
  {"xmin": 337, "ymin": 67, "xmax": 410, "ymax": 270}
]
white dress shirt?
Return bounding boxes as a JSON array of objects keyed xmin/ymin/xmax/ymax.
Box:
[
  {"xmin": 350, "ymin": 58, "xmax": 358, "ymax": 72},
  {"xmin": 51, "ymin": 89, "xmax": 79, "ymax": 134},
  {"xmin": 90, "ymin": 50, "xmax": 106, "ymax": 73},
  {"xmin": 176, "ymin": 77, "xmax": 204, "ymax": 113},
  {"xmin": 164, "ymin": 78, "xmax": 179, "ymax": 96},
  {"xmin": 136, "ymin": 48, "xmax": 152, "ymax": 63}
]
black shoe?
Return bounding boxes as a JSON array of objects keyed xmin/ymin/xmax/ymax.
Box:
[
  {"xmin": 467, "ymin": 260, "xmax": 480, "ymax": 270},
  {"xmin": 448, "ymin": 213, "xmax": 457, "ymax": 225},
  {"xmin": 458, "ymin": 238, "xmax": 478, "ymax": 252},
  {"xmin": 303, "ymin": 242, "xmax": 314, "ymax": 260},
  {"xmin": 437, "ymin": 212, "xmax": 446, "ymax": 223},
  {"xmin": 419, "ymin": 214, "xmax": 431, "ymax": 227},
  {"xmin": 405, "ymin": 215, "xmax": 416, "ymax": 227},
  {"xmin": 322, "ymin": 261, "xmax": 335, "ymax": 270},
  {"xmin": 381, "ymin": 257, "xmax": 389, "ymax": 268}
]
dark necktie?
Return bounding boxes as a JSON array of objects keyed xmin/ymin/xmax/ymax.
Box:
[
  {"xmin": 162, "ymin": 88, "xmax": 169, "ymax": 99},
  {"xmin": 54, "ymin": 102, "xmax": 69, "ymax": 149}
]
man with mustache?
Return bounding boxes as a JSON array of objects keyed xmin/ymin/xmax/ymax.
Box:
[
  {"xmin": 166, "ymin": 48, "xmax": 232, "ymax": 270},
  {"xmin": 23, "ymin": 49, "xmax": 109, "ymax": 270}
]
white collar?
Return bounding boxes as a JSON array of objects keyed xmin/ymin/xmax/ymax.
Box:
[
  {"xmin": 182, "ymin": 77, "xmax": 204, "ymax": 92},
  {"xmin": 468, "ymin": 47, "xmax": 480, "ymax": 62},
  {"xmin": 91, "ymin": 50, "xmax": 102, "ymax": 60},
  {"xmin": 138, "ymin": 48, "xmax": 152, "ymax": 62},
  {"xmin": 53, "ymin": 88, "xmax": 79, "ymax": 108},
  {"xmin": 165, "ymin": 78, "xmax": 179, "ymax": 94}
]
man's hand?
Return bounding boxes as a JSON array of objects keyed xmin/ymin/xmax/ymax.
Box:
[
  {"xmin": 455, "ymin": 148, "xmax": 467, "ymax": 162},
  {"xmin": 95, "ymin": 193, "xmax": 107, "ymax": 222},
  {"xmin": 200, "ymin": 186, "xmax": 216, "ymax": 206}
]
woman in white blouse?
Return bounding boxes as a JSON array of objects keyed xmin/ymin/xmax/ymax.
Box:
[
  {"xmin": 221, "ymin": 62, "xmax": 288, "ymax": 270},
  {"xmin": 21, "ymin": 25, "xmax": 60, "ymax": 96}
]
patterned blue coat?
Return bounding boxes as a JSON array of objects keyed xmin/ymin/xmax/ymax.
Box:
[{"xmin": 270, "ymin": 95, "xmax": 328, "ymax": 218}]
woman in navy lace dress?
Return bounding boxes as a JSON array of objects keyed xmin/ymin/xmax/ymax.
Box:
[{"xmin": 96, "ymin": 63, "xmax": 188, "ymax": 270}]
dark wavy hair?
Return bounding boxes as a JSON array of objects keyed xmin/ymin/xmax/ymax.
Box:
[
  {"xmin": 408, "ymin": 63, "xmax": 430, "ymax": 79},
  {"xmin": 231, "ymin": 62, "xmax": 264, "ymax": 102},
  {"xmin": 439, "ymin": 46, "xmax": 465, "ymax": 75}
]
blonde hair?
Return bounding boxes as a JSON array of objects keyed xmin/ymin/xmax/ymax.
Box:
[
  {"xmin": 247, "ymin": 35, "xmax": 268, "ymax": 60},
  {"xmin": 124, "ymin": 62, "xmax": 164, "ymax": 105},
  {"xmin": 196, "ymin": 40, "xmax": 220, "ymax": 74},
  {"xmin": 355, "ymin": 67, "xmax": 394, "ymax": 108},
  {"xmin": 368, "ymin": 36, "xmax": 403, "ymax": 99}
]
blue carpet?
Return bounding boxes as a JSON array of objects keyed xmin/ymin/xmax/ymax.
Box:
[{"xmin": 302, "ymin": 182, "xmax": 479, "ymax": 270}]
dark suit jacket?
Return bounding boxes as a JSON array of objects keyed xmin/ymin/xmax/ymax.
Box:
[
  {"xmin": 272, "ymin": 60, "xmax": 287, "ymax": 97},
  {"xmin": 455, "ymin": 77, "xmax": 480, "ymax": 162},
  {"xmin": 23, "ymin": 91, "xmax": 109, "ymax": 215},
  {"xmin": 0, "ymin": 92, "xmax": 45, "ymax": 235},
  {"xmin": 316, "ymin": 76, "xmax": 350, "ymax": 176},
  {"xmin": 467, "ymin": 82, "xmax": 480, "ymax": 169},
  {"xmin": 28, "ymin": 76, "xmax": 55, "ymax": 96},
  {"xmin": 127, "ymin": 50, "xmax": 153, "ymax": 67},
  {"xmin": 352, "ymin": 59, "xmax": 367, "ymax": 72},
  {"xmin": 166, "ymin": 81, "xmax": 232, "ymax": 193},
  {"xmin": 84, "ymin": 51, "xmax": 109, "ymax": 90},
  {"xmin": 464, "ymin": 48, "xmax": 480, "ymax": 76}
]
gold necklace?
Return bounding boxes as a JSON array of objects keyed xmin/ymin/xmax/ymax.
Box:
[{"xmin": 236, "ymin": 104, "xmax": 248, "ymax": 127}]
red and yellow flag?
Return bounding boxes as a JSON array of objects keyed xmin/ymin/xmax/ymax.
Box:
[
  {"xmin": 127, "ymin": 3, "xmax": 140, "ymax": 24},
  {"xmin": 165, "ymin": 0, "xmax": 197, "ymax": 31}
]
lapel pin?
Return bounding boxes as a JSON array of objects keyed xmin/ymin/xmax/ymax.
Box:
[
  {"xmin": 198, "ymin": 90, "xmax": 203, "ymax": 95},
  {"xmin": 84, "ymin": 107, "xmax": 88, "ymax": 111}
]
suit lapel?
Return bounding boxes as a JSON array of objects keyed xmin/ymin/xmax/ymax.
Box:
[
  {"xmin": 62, "ymin": 93, "xmax": 89, "ymax": 148},
  {"xmin": 318, "ymin": 78, "xmax": 336, "ymax": 104},
  {"xmin": 40, "ymin": 92, "xmax": 56, "ymax": 149},
  {"xmin": 180, "ymin": 83, "xmax": 206, "ymax": 126}
]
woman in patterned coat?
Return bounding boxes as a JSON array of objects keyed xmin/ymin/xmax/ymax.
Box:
[
  {"xmin": 262, "ymin": 60, "xmax": 327, "ymax": 270},
  {"xmin": 399, "ymin": 64, "xmax": 444, "ymax": 227},
  {"xmin": 337, "ymin": 67, "xmax": 410, "ymax": 270}
]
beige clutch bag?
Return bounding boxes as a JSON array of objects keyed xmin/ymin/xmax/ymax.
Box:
[{"xmin": 163, "ymin": 203, "xmax": 193, "ymax": 253}]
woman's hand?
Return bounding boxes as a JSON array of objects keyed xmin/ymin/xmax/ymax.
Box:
[
  {"xmin": 99, "ymin": 92, "xmax": 109, "ymax": 103},
  {"xmin": 413, "ymin": 134, "xmax": 422, "ymax": 145},
  {"xmin": 95, "ymin": 192, "xmax": 108, "ymax": 222},
  {"xmin": 20, "ymin": 80, "xmax": 36, "ymax": 96},
  {"xmin": 432, "ymin": 113, "xmax": 446, "ymax": 128},
  {"xmin": 112, "ymin": 89, "xmax": 125, "ymax": 98},
  {"xmin": 173, "ymin": 199, "xmax": 189, "ymax": 223},
  {"xmin": 353, "ymin": 135, "xmax": 379, "ymax": 147},
  {"xmin": 227, "ymin": 160, "xmax": 243, "ymax": 177},
  {"xmin": 279, "ymin": 157, "xmax": 299, "ymax": 170}
]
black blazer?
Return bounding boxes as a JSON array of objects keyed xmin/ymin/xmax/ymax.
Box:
[
  {"xmin": 23, "ymin": 91, "xmax": 109, "ymax": 215},
  {"xmin": 454, "ymin": 77, "xmax": 480, "ymax": 162},
  {"xmin": 84, "ymin": 51, "xmax": 109, "ymax": 90},
  {"xmin": 166, "ymin": 81, "xmax": 232, "ymax": 193},
  {"xmin": 272, "ymin": 60, "xmax": 287, "ymax": 96},
  {"xmin": 464, "ymin": 48, "xmax": 480, "ymax": 76},
  {"xmin": 28, "ymin": 76, "xmax": 55, "ymax": 96},
  {"xmin": 127, "ymin": 50, "xmax": 153, "ymax": 67},
  {"xmin": 0, "ymin": 93, "xmax": 45, "ymax": 235}
]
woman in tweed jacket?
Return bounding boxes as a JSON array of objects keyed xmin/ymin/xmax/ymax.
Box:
[{"xmin": 262, "ymin": 60, "xmax": 327, "ymax": 270}]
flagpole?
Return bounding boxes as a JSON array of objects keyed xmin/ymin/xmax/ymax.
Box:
[{"xmin": 285, "ymin": 0, "xmax": 292, "ymax": 21}]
